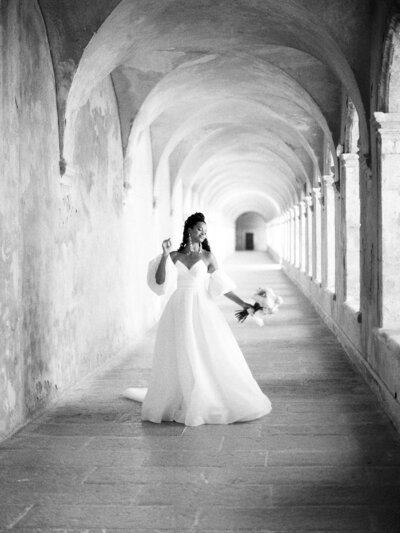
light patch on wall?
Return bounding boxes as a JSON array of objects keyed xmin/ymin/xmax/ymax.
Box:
[
  {"xmin": 11, "ymin": 251, "xmax": 19, "ymax": 297},
  {"xmin": 6, "ymin": 381, "xmax": 16, "ymax": 412},
  {"xmin": 125, "ymin": 50, "xmax": 187, "ymax": 74}
]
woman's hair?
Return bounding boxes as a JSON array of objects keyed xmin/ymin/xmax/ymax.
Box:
[{"xmin": 177, "ymin": 212, "xmax": 211, "ymax": 253}]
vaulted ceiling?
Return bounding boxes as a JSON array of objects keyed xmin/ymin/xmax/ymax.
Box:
[{"xmin": 40, "ymin": 0, "xmax": 371, "ymax": 221}]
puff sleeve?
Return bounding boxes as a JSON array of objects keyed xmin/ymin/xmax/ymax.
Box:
[
  {"xmin": 208, "ymin": 269, "xmax": 236, "ymax": 298},
  {"xmin": 147, "ymin": 254, "xmax": 177, "ymax": 296}
]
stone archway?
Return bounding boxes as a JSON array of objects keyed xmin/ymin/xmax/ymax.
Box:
[{"xmin": 235, "ymin": 213, "xmax": 267, "ymax": 251}]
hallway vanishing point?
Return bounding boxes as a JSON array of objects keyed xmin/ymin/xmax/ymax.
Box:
[{"xmin": 1, "ymin": 253, "xmax": 399, "ymax": 532}]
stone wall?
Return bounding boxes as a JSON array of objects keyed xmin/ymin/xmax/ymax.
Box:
[
  {"xmin": 0, "ymin": 1, "xmax": 134, "ymax": 440},
  {"xmin": 0, "ymin": 0, "xmax": 26, "ymax": 440}
]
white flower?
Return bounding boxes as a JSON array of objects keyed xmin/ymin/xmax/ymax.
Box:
[{"xmin": 251, "ymin": 314, "xmax": 265, "ymax": 327}]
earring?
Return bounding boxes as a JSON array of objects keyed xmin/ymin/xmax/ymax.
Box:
[
  {"xmin": 199, "ymin": 242, "xmax": 202, "ymax": 254},
  {"xmin": 188, "ymin": 233, "xmax": 193, "ymax": 254}
]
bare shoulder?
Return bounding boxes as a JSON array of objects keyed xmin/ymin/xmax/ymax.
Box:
[
  {"xmin": 204, "ymin": 251, "xmax": 218, "ymax": 271},
  {"xmin": 170, "ymin": 250, "xmax": 179, "ymax": 263}
]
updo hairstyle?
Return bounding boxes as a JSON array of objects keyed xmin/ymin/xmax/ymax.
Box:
[{"xmin": 177, "ymin": 212, "xmax": 211, "ymax": 253}]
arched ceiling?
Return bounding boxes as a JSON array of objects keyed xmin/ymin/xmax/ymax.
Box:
[{"xmin": 50, "ymin": 0, "xmax": 372, "ymax": 223}]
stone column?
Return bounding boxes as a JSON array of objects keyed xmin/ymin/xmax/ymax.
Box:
[
  {"xmin": 272, "ymin": 217, "xmax": 283, "ymax": 259},
  {"xmin": 320, "ymin": 178, "xmax": 328, "ymax": 287},
  {"xmin": 340, "ymin": 153, "xmax": 360, "ymax": 306},
  {"xmin": 281, "ymin": 213, "xmax": 287, "ymax": 261},
  {"xmin": 285, "ymin": 211, "xmax": 290, "ymax": 262},
  {"xmin": 299, "ymin": 201, "xmax": 306, "ymax": 272},
  {"xmin": 374, "ymin": 112, "xmax": 400, "ymax": 327},
  {"xmin": 285, "ymin": 210, "xmax": 290, "ymax": 263},
  {"xmin": 287, "ymin": 209, "xmax": 292, "ymax": 264},
  {"xmin": 321, "ymin": 175, "xmax": 336, "ymax": 290},
  {"xmin": 312, "ymin": 187, "xmax": 322, "ymax": 283},
  {"xmin": 305, "ymin": 195, "xmax": 313, "ymax": 277},
  {"xmin": 293, "ymin": 204, "xmax": 300, "ymax": 268},
  {"xmin": 291, "ymin": 207, "xmax": 296, "ymax": 266}
]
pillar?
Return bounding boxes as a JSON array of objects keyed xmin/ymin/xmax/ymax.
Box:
[
  {"xmin": 340, "ymin": 153, "xmax": 360, "ymax": 307},
  {"xmin": 321, "ymin": 175, "xmax": 336, "ymax": 291},
  {"xmin": 294, "ymin": 204, "xmax": 300, "ymax": 268},
  {"xmin": 299, "ymin": 201, "xmax": 306, "ymax": 272},
  {"xmin": 305, "ymin": 194, "xmax": 313, "ymax": 277},
  {"xmin": 285, "ymin": 211, "xmax": 290, "ymax": 262},
  {"xmin": 375, "ymin": 112, "xmax": 400, "ymax": 328},
  {"xmin": 289, "ymin": 208, "xmax": 295, "ymax": 265},
  {"xmin": 312, "ymin": 187, "xmax": 322, "ymax": 283}
]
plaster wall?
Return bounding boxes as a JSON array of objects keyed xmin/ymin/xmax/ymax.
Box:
[
  {"xmin": 0, "ymin": 0, "xmax": 64, "ymax": 438},
  {"xmin": 0, "ymin": 0, "xmax": 25, "ymax": 439},
  {"xmin": 206, "ymin": 214, "xmax": 235, "ymax": 263},
  {"xmin": 58, "ymin": 75, "xmax": 128, "ymax": 386},
  {"xmin": 0, "ymin": 0, "xmax": 134, "ymax": 440},
  {"xmin": 123, "ymin": 126, "xmax": 164, "ymax": 336}
]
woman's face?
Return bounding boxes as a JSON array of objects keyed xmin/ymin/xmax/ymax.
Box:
[{"xmin": 189, "ymin": 222, "xmax": 207, "ymax": 243}]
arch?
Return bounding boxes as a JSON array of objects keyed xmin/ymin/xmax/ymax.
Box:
[
  {"xmin": 175, "ymin": 126, "xmax": 310, "ymax": 190},
  {"xmin": 64, "ymin": 0, "xmax": 369, "ymax": 163},
  {"xmin": 235, "ymin": 212, "xmax": 267, "ymax": 251},
  {"xmin": 152, "ymin": 98, "xmax": 320, "ymax": 191},
  {"xmin": 379, "ymin": 14, "xmax": 400, "ymax": 113}
]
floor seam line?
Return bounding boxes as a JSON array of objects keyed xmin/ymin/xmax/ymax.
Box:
[{"xmin": 6, "ymin": 504, "xmax": 35, "ymax": 530}]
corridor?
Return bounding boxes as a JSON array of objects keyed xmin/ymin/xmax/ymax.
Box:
[{"xmin": 1, "ymin": 253, "xmax": 399, "ymax": 532}]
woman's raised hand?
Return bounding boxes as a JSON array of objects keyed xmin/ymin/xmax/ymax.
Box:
[{"xmin": 162, "ymin": 238, "xmax": 173, "ymax": 256}]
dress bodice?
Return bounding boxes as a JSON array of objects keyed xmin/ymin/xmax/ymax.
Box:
[
  {"xmin": 175, "ymin": 259, "xmax": 208, "ymax": 290},
  {"xmin": 147, "ymin": 254, "xmax": 236, "ymax": 298}
]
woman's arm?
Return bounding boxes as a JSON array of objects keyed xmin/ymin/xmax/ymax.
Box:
[
  {"xmin": 155, "ymin": 239, "xmax": 173, "ymax": 285},
  {"xmin": 224, "ymin": 291, "xmax": 252, "ymax": 309},
  {"xmin": 208, "ymin": 253, "xmax": 251, "ymax": 309}
]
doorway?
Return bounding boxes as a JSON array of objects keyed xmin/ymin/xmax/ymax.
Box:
[
  {"xmin": 235, "ymin": 212, "xmax": 266, "ymax": 250},
  {"xmin": 245, "ymin": 232, "xmax": 254, "ymax": 250}
]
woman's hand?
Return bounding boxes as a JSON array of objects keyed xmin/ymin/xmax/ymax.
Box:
[
  {"xmin": 162, "ymin": 238, "xmax": 173, "ymax": 256},
  {"xmin": 224, "ymin": 292, "xmax": 254, "ymax": 310}
]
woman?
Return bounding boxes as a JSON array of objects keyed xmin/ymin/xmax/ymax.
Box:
[{"xmin": 124, "ymin": 212, "xmax": 272, "ymax": 426}]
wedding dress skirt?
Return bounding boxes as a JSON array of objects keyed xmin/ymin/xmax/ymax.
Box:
[{"xmin": 124, "ymin": 255, "xmax": 272, "ymax": 427}]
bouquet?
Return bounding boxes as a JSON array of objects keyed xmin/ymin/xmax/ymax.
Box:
[{"xmin": 235, "ymin": 288, "xmax": 283, "ymax": 327}]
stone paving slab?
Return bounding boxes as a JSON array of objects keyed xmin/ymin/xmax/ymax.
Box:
[
  {"xmin": 1, "ymin": 252, "xmax": 400, "ymax": 532},
  {"xmin": 4, "ymin": 530, "xmax": 399, "ymax": 533},
  {"xmin": 1, "ymin": 505, "xmax": 399, "ymax": 531}
]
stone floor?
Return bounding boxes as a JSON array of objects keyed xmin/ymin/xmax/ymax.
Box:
[{"xmin": 1, "ymin": 252, "xmax": 400, "ymax": 532}]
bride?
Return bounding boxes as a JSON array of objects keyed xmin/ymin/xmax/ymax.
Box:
[{"xmin": 124, "ymin": 212, "xmax": 272, "ymax": 426}]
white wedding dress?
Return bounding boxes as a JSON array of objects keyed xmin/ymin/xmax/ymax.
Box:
[{"xmin": 123, "ymin": 255, "xmax": 272, "ymax": 426}]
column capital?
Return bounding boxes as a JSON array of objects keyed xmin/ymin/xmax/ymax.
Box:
[
  {"xmin": 374, "ymin": 112, "xmax": 400, "ymax": 154},
  {"xmin": 304, "ymin": 194, "xmax": 313, "ymax": 208},
  {"xmin": 312, "ymin": 186, "xmax": 324, "ymax": 206},
  {"xmin": 373, "ymin": 111, "xmax": 400, "ymax": 131},
  {"xmin": 312, "ymin": 186, "xmax": 322, "ymax": 198},
  {"xmin": 321, "ymin": 174, "xmax": 336, "ymax": 187},
  {"xmin": 298, "ymin": 200, "xmax": 307, "ymax": 218},
  {"xmin": 339, "ymin": 152, "xmax": 359, "ymax": 167}
]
